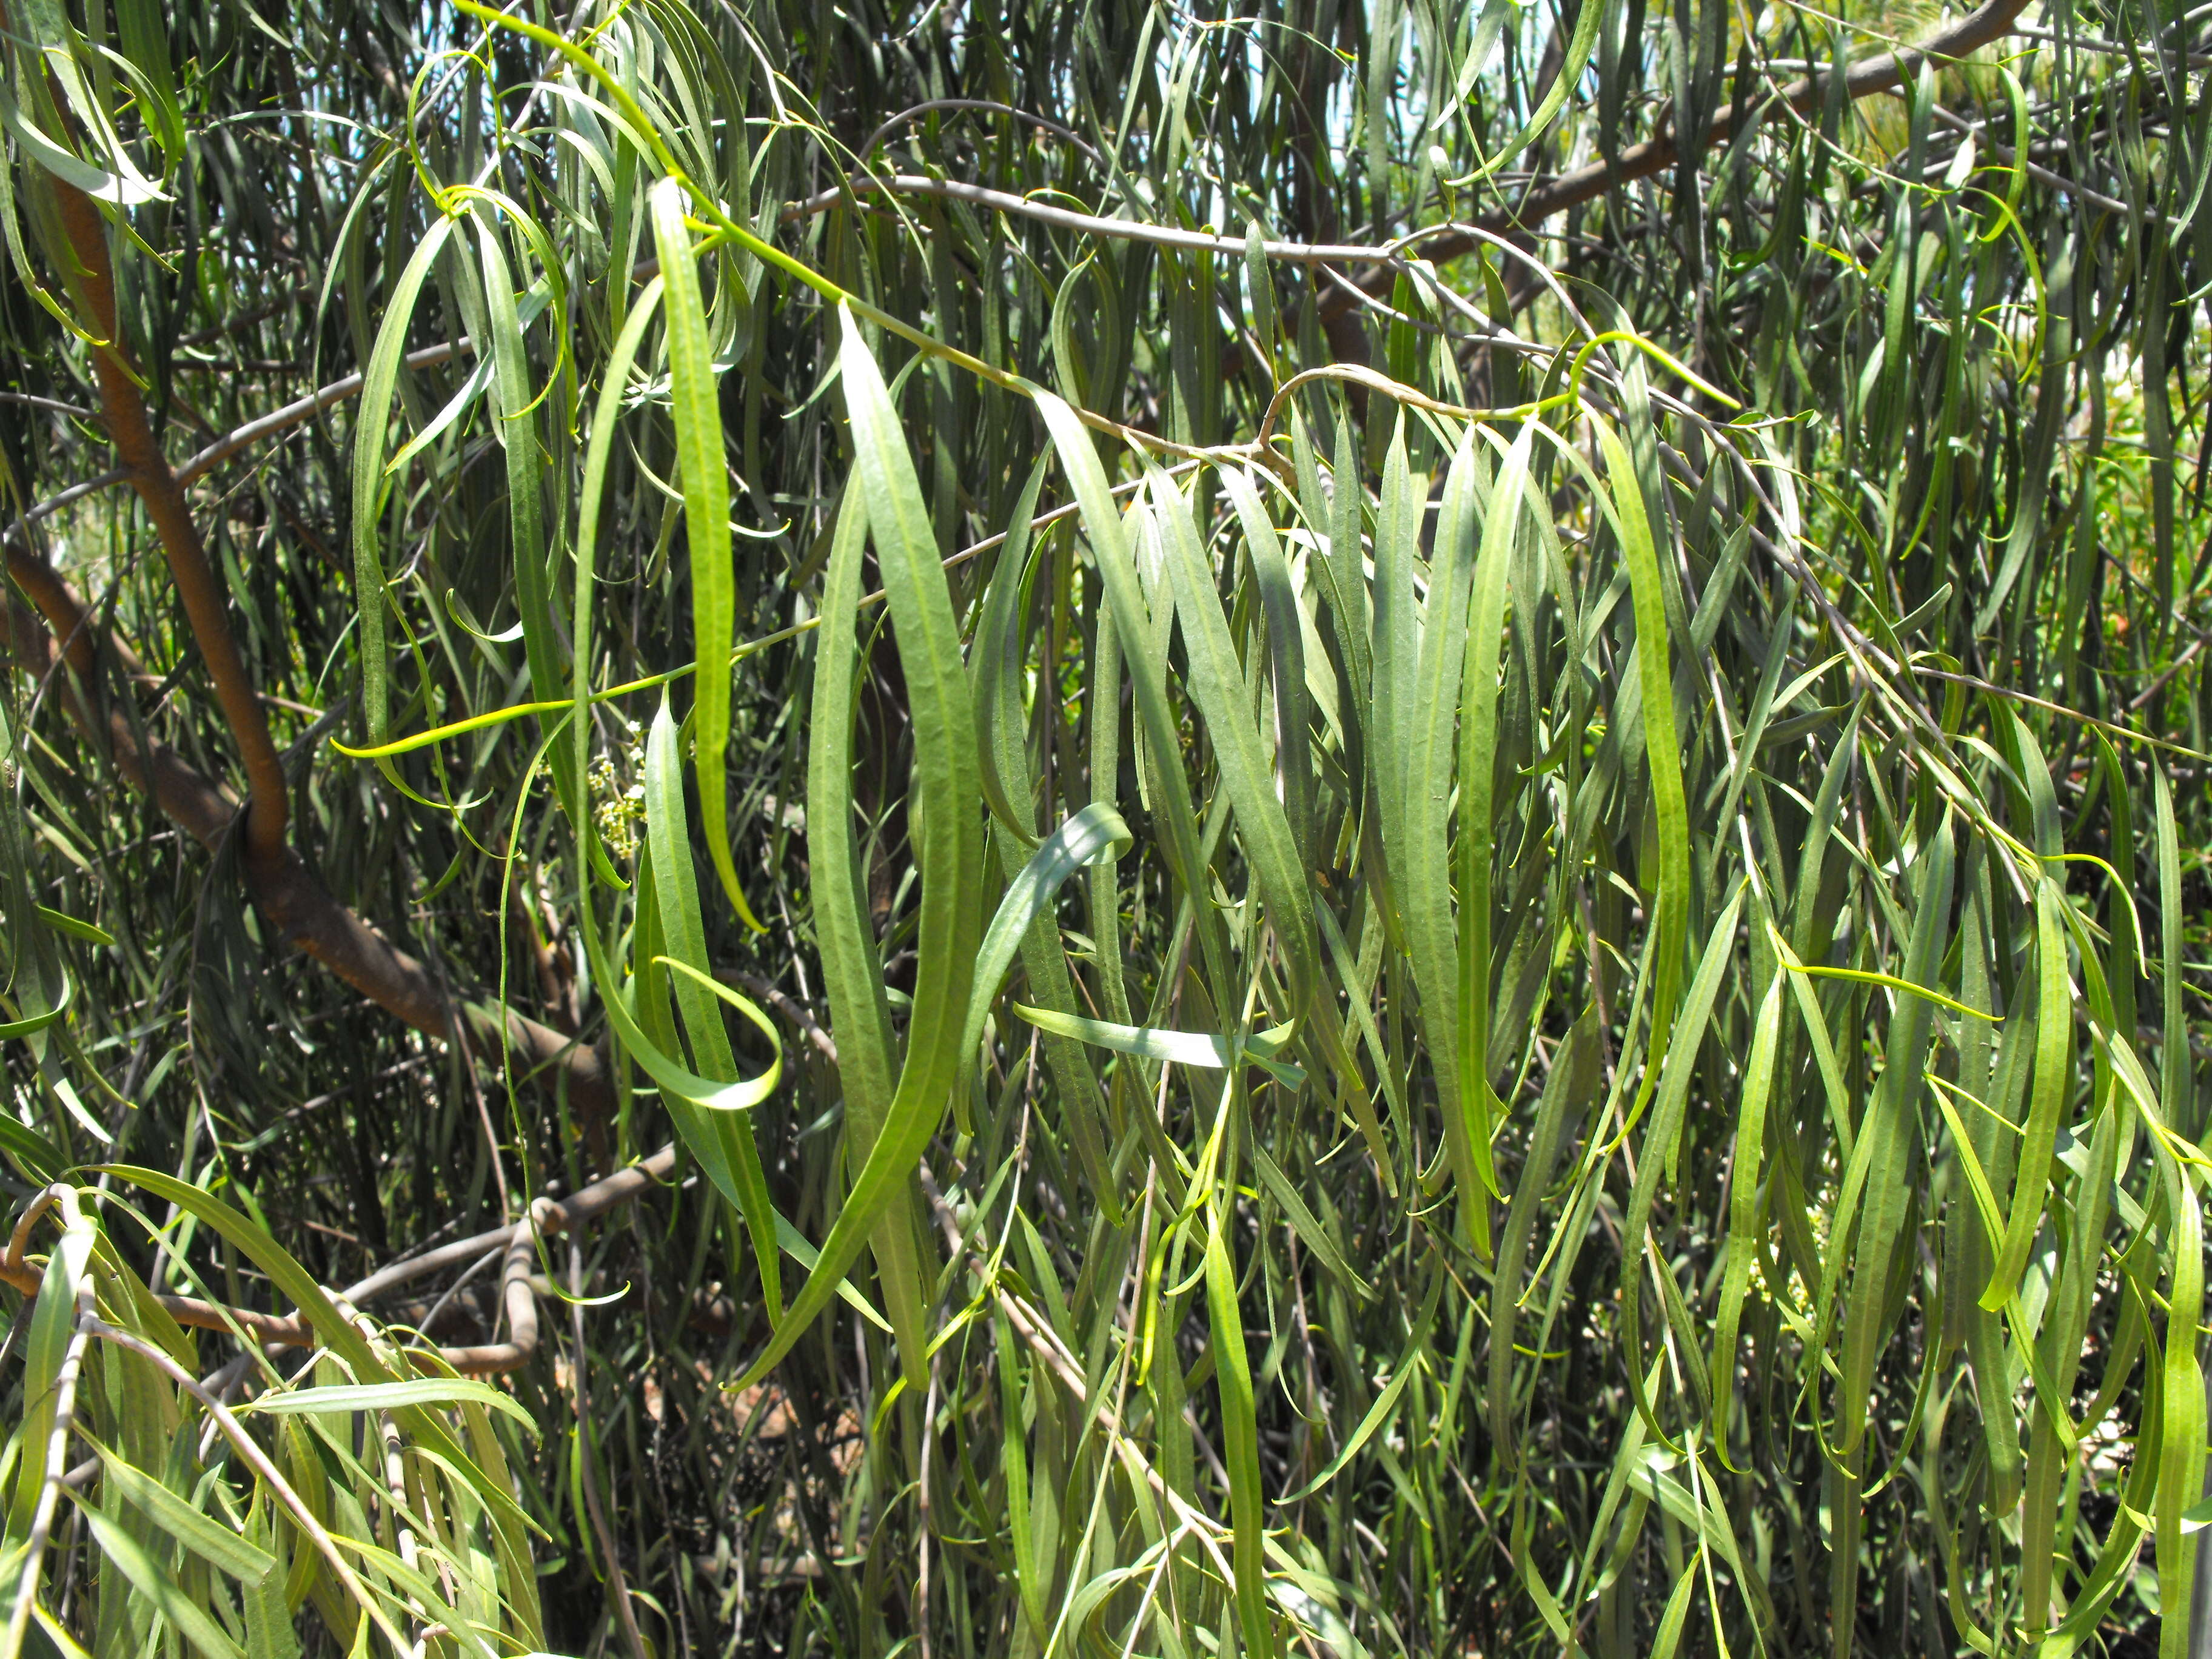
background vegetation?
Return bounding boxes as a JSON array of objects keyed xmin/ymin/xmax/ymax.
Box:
[{"xmin": 0, "ymin": 0, "xmax": 2208, "ymax": 1654}]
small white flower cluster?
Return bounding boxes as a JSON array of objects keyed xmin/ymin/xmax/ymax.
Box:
[{"xmin": 589, "ymin": 718, "xmax": 648, "ymax": 862}]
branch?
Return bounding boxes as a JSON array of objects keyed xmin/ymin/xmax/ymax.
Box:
[
  {"xmin": 2, "ymin": 190, "xmax": 605, "ymax": 1128},
  {"xmin": 777, "ymin": 174, "xmax": 1419, "ymax": 264},
  {"xmin": 773, "ymin": 0, "xmax": 2034, "ymax": 352},
  {"xmin": 724, "ymin": 969, "xmax": 839, "ymax": 1064},
  {"xmin": 49, "ymin": 179, "xmax": 290, "ymax": 865},
  {"xmin": 1324, "ymin": 0, "xmax": 2038, "ymax": 318},
  {"xmin": 173, "ymin": 341, "xmax": 461, "ymax": 489},
  {"xmin": 0, "ymin": 566, "xmax": 611, "ymax": 1123},
  {"xmin": 0, "ymin": 1147, "xmax": 682, "ymax": 1373},
  {"xmin": 4, "ymin": 340, "xmax": 463, "ymax": 545},
  {"xmin": 2, "ymin": 0, "xmax": 2038, "ymax": 539}
]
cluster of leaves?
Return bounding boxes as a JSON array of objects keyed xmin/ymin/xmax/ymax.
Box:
[
  {"xmin": 0, "ymin": 1178, "xmax": 551, "ymax": 1659},
  {"xmin": 1, "ymin": 0, "xmax": 2211, "ymax": 1655}
]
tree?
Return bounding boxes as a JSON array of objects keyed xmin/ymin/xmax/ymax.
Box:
[{"xmin": 0, "ymin": 0, "xmax": 2207, "ymax": 1653}]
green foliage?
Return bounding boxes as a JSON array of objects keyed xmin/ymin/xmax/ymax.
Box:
[
  {"xmin": 0, "ymin": 1181, "xmax": 545, "ymax": 1659},
  {"xmin": 0, "ymin": 0, "xmax": 2208, "ymax": 1655}
]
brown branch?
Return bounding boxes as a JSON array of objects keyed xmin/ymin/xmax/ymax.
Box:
[
  {"xmin": 4, "ymin": 340, "xmax": 463, "ymax": 545},
  {"xmin": 172, "ymin": 341, "xmax": 461, "ymax": 489},
  {"xmin": 3, "ymin": 185, "xmax": 606, "ymax": 1131},
  {"xmin": 0, "ymin": 1146, "xmax": 683, "ymax": 1373},
  {"xmin": 724, "ymin": 969, "xmax": 839, "ymax": 1064},
  {"xmin": 1323, "ymin": 0, "xmax": 2038, "ymax": 321},
  {"xmin": 0, "ymin": 565, "xmax": 611, "ymax": 1122},
  {"xmin": 765, "ymin": 0, "xmax": 2033, "ymax": 358},
  {"xmin": 49, "ymin": 179, "xmax": 290, "ymax": 865}
]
